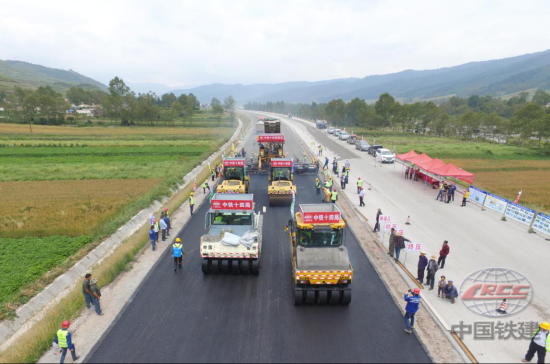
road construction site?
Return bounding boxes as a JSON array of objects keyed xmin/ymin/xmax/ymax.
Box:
[{"xmin": 84, "ymin": 119, "xmax": 434, "ymax": 363}]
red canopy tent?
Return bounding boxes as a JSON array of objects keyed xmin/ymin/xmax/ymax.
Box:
[
  {"xmin": 406, "ymin": 153, "xmax": 433, "ymax": 166},
  {"xmin": 396, "ymin": 150, "xmax": 419, "ymax": 161},
  {"xmin": 416, "ymin": 158, "xmax": 446, "ymax": 171},
  {"xmin": 428, "ymin": 163, "xmax": 475, "ymax": 184}
]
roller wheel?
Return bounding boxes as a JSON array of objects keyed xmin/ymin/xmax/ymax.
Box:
[
  {"xmin": 241, "ymin": 260, "xmax": 250, "ymax": 275},
  {"xmin": 251, "ymin": 259, "xmax": 260, "ymax": 276},
  {"xmin": 231, "ymin": 260, "xmax": 240, "ymax": 275},
  {"xmin": 201, "ymin": 259, "xmax": 210, "ymax": 275},
  {"xmin": 221, "ymin": 260, "xmax": 230, "ymax": 275},
  {"xmin": 305, "ymin": 291, "xmax": 316, "ymax": 306},
  {"xmin": 341, "ymin": 290, "xmax": 352, "ymax": 306},
  {"xmin": 210, "ymin": 259, "xmax": 220, "ymax": 274},
  {"xmin": 294, "ymin": 290, "xmax": 304, "ymax": 306},
  {"xmin": 329, "ymin": 291, "xmax": 340, "ymax": 306},
  {"xmin": 318, "ymin": 291, "xmax": 328, "ymax": 305}
]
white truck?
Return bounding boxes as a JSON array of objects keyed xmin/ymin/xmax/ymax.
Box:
[{"xmin": 200, "ymin": 194, "xmax": 263, "ymax": 275}]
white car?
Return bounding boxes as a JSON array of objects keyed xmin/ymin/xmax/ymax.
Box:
[
  {"xmin": 334, "ymin": 129, "xmax": 342, "ymax": 137},
  {"xmin": 376, "ymin": 149, "xmax": 396, "ymax": 163},
  {"xmin": 327, "ymin": 128, "xmax": 335, "ymax": 134},
  {"xmin": 339, "ymin": 132, "xmax": 350, "ymax": 141}
]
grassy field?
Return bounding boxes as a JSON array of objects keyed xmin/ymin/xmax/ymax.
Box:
[
  {"xmin": 353, "ymin": 132, "xmax": 550, "ymax": 214},
  {"xmin": 0, "ymin": 115, "xmax": 236, "ymax": 317}
]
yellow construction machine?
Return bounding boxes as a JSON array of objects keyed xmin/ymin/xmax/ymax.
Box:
[
  {"xmin": 286, "ymin": 204, "xmax": 353, "ymax": 305},
  {"xmin": 217, "ymin": 158, "xmax": 249, "ymax": 194},
  {"xmin": 268, "ymin": 158, "xmax": 296, "ymax": 206}
]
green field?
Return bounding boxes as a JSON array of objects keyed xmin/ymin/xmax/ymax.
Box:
[
  {"xmin": 0, "ymin": 116, "xmax": 236, "ymax": 318},
  {"xmin": 0, "ymin": 236, "xmax": 93, "ymax": 305}
]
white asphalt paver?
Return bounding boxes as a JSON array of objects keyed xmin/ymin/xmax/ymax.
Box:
[{"xmin": 267, "ymin": 113, "xmax": 550, "ymax": 364}]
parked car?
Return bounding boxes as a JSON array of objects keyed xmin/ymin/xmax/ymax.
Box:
[
  {"xmin": 376, "ymin": 148, "xmax": 396, "ymax": 163},
  {"xmin": 334, "ymin": 129, "xmax": 342, "ymax": 137},
  {"xmin": 356, "ymin": 140, "xmax": 370, "ymax": 151},
  {"xmin": 327, "ymin": 127, "xmax": 335, "ymax": 134},
  {"xmin": 368, "ymin": 145, "xmax": 383, "ymax": 156},
  {"xmin": 339, "ymin": 132, "xmax": 350, "ymax": 141},
  {"xmin": 347, "ymin": 134, "xmax": 357, "ymax": 144}
]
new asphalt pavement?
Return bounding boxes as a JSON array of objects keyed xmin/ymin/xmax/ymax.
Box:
[{"xmin": 87, "ymin": 122, "xmax": 431, "ymax": 363}]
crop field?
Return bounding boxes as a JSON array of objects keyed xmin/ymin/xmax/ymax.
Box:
[
  {"xmin": 0, "ymin": 236, "xmax": 93, "ymax": 306},
  {"xmin": 0, "ymin": 179, "xmax": 162, "ymax": 237},
  {"xmin": 0, "ymin": 119, "xmax": 235, "ymax": 316}
]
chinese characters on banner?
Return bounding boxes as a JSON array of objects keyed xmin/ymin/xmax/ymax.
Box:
[
  {"xmin": 384, "ymin": 223, "xmax": 398, "ymax": 232},
  {"xmin": 379, "ymin": 215, "xmax": 391, "ymax": 224},
  {"xmin": 484, "ymin": 193, "xmax": 509, "ymax": 214},
  {"xmin": 223, "ymin": 159, "xmax": 245, "ymax": 167},
  {"xmin": 271, "ymin": 160, "xmax": 293, "ymax": 167},
  {"xmin": 533, "ymin": 212, "xmax": 550, "ymax": 236},
  {"xmin": 407, "ymin": 242, "xmax": 423, "ymax": 252},
  {"xmin": 302, "ymin": 212, "xmax": 341, "ymax": 224},
  {"xmin": 258, "ymin": 134, "xmax": 285, "ymax": 143},
  {"xmin": 505, "ymin": 202, "xmax": 535, "ymax": 226},
  {"xmin": 211, "ymin": 200, "xmax": 253, "ymax": 210}
]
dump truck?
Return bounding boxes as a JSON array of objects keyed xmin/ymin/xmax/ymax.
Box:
[
  {"xmin": 263, "ymin": 117, "xmax": 281, "ymax": 133},
  {"xmin": 286, "ymin": 204, "xmax": 353, "ymax": 305},
  {"xmin": 268, "ymin": 158, "xmax": 296, "ymax": 206},
  {"xmin": 217, "ymin": 158, "xmax": 249, "ymax": 194},
  {"xmin": 200, "ymin": 194, "xmax": 263, "ymax": 275}
]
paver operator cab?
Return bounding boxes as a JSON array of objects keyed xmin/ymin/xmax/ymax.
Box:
[
  {"xmin": 217, "ymin": 158, "xmax": 249, "ymax": 194},
  {"xmin": 257, "ymin": 133, "xmax": 286, "ymax": 173},
  {"xmin": 287, "ymin": 204, "xmax": 353, "ymax": 306},
  {"xmin": 201, "ymin": 194, "xmax": 263, "ymax": 276},
  {"xmin": 268, "ymin": 158, "xmax": 296, "ymax": 206}
]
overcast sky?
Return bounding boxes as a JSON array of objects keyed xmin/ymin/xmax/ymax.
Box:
[{"xmin": 1, "ymin": 0, "xmax": 549, "ymax": 89}]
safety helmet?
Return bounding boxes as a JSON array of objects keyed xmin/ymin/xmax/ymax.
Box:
[
  {"xmin": 358, "ymin": 177, "xmax": 361, "ymax": 180},
  {"xmin": 190, "ymin": 192, "xmax": 194, "ymax": 196},
  {"xmin": 413, "ymin": 288, "xmax": 420, "ymax": 295},
  {"xmin": 330, "ymin": 177, "xmax": 332, "ymax": 180},
  {"xmin": 541, "ymin": 322, "xmax": 550, "ymax": 331},
  {"xmin": 316, "ymin": 178, "xmax": 319, "ymax": 181},
  {"xmin": 333, "ymin": 188, "xmax": 337, "ymax": 192},
  {"xmin": 176, "ymin": 238, "xmax": 181, "ymax": 243},
  {"xmin": 164, "ymin": 208, "xmax": 169, "ymax": 212},
  {"xmin": 62, "ymin": 320, "xmax": 71, "ymax": 329}
]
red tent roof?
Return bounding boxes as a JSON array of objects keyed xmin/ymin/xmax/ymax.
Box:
[
  {"xmin": 407, "ymin": 153, "xmax": 433, "ymax": 166},
  {"xmin": 428, "ymin": 163, "xmax": 475, "ymax": 184},
  {"xmin": 416, "ymin": 158, "xmax": 446, "ymax": 171},
  {"xmin": 396, "ymin": 150, "xmax": 418, "ymax": 161}
]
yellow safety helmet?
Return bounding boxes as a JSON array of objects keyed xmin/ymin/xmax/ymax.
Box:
[
  {"xmin": 176, "ymin": 238, "xmax": 181, "ymax": 243},
  {"xmin": 190, "ymin": 192, "xmax": 194, "ymax": 196},
  {"xmin": 316, "ymin": 178, "xmax": 319, "ymax": 181},
  {"xmin": 541, "ymin": 322, "xmax": 550, "ymax": 331}
]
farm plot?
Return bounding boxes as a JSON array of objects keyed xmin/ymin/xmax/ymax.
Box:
[{"xmin": 0, "ymin": 121, "xmax": 235, "ymax": 316}]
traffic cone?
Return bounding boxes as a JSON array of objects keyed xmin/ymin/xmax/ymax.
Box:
[
  {"xmin": 496, "ymin": 299, "xmax": 508, "ymax": 314},
  {"xmin": 406, "ymin": 216, "xmax": 411, "ymax": 225}
]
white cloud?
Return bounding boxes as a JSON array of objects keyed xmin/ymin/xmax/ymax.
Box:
[{"xmin": 0, "ymin": 0, "xmax": 549, "ymax": 88}]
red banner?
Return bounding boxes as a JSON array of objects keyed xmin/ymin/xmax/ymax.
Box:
[
  {"xmin": 223, "ymin": 159, "xmax": 245, "ymax": 167},
  {"xmin": 258, "ymin": 134, "xmax": 285, "ymax": 143},
  {"xmin": 211, "ymin": 200, "xmax": 253, "ymax": 210},
  {"xmin": 302, "ymin": 211, "xmax": 341, "ymax": 224},
  {"xmin": 271, "ymin": 160, "xmax": 293, "ymax": 168}
]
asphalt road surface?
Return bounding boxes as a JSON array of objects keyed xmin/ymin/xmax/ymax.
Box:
[{"xmin": 88, "ymin": 121, "xmax": 431, "ymax": 363}]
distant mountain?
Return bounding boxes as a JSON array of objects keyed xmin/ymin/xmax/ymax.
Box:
[
  {"xmin": 171, "ymin": 78, "xmax": 360, "ymax": 103},
  {"xmin": 172, "ymin": 49, "xmax": 550, "ymax": 103},
  {"xmin": 126, "ymin": 82, "xmax": 175, "ymax": 96},
  {"xmin": 0, "ymin": 60, "xmax": 107, "ymax": 94}
]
